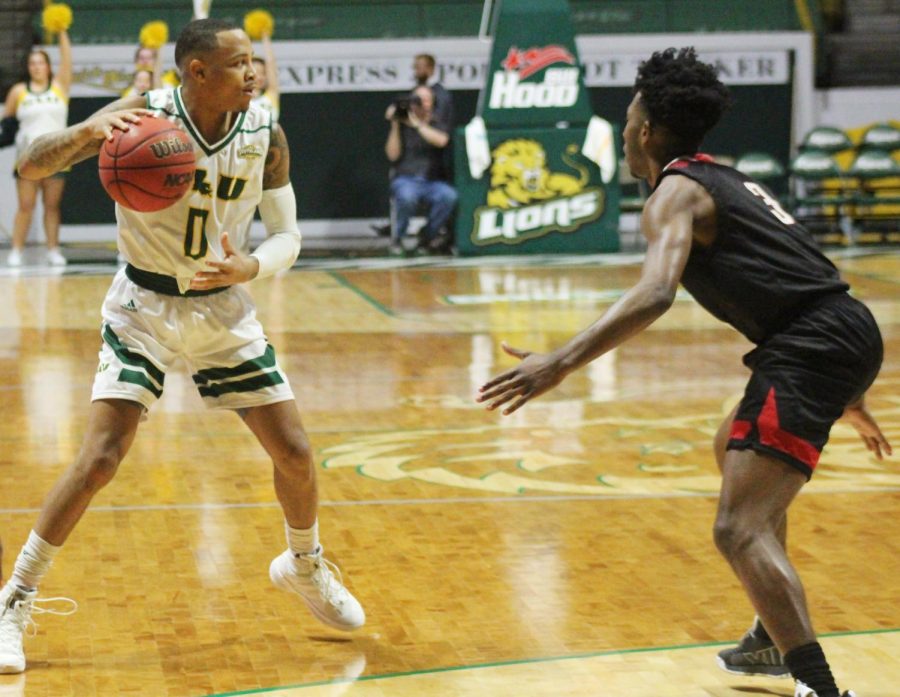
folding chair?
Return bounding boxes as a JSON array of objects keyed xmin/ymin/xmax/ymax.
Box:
[
  {"xmin": 789, "ymin": 149, "xmax": 855, "ymax": 244},
  {"xmin": 848, "ymin": 148, "xmax": 900, "ymax": 243},
  {"xmin": 859, "ymin": 122, "xmax": 900, "ymax": 153},
  {"xmin": 799, "ymin": 125, "xmax": 854, "ymax": 154}
]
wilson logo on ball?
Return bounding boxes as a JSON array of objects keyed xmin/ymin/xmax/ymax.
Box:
[{"xmin": 149, "ymin": 137, "xmax": 194, "ymax": 159}]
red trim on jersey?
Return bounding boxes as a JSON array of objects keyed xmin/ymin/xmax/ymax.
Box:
[
  {"xmin": 729, "ymin": 419, "xmax": 752, "ymax": 440},
  {"xmin": 757, "ymin": 388, "xmax": 821, "ymax": 468},
  {"xmin": 664, "ymin": 153, "xmax": 716, "ymax": 171}
]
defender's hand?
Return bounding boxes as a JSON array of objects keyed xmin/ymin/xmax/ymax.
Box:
[
  {"xmin": 476, "ymin": 342, "xmax": 566, "ymax": 415},
  {"xmin": 843, "ymin": 402, "xmax": 892, "ymax": 460},
  {"xmin": 85, "ymin": 108, "xmax": 155, "ymax": 141},
  {"xmin": 190, "ymin": 232, "xmax": 260, "ymax": 290}
]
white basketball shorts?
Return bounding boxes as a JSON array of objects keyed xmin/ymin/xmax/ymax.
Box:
[{"xmin": 92, "ymin": 268, "xmax": 295, "ymax": 410}]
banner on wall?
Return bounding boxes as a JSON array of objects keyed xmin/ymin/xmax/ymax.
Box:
[
  {"xmin": 452, "ymin": 0, "xmax": 619, "ymax": 256},
  {"xmin": 49, "ymin": 44, "xmax": 791, "ymax": 97}
]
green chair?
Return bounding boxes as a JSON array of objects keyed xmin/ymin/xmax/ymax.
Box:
[
  {"xmin": 789, "ymin": 150, "xmax": 855, "ymax": 243},
  {"xmin": 859, "ymin": 123, "xmax": 900, "ymax": 153},
  {"xmin": 799, "ymin": 126, "xmax": 853, "ymax": 154},
  {"xmin": 848, "ymin": 148, "xmax": 900, "ymax": 240}
]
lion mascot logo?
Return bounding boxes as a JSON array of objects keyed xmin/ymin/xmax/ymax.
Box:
[{"xmin": 487, "ymin": 139, "xmax": 588, "ymax": 209}]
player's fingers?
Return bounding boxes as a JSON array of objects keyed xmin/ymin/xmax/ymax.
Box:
[
  {"xmin": 220, "ymin": 231, "xmax": 236, "ymax": 255},
  {"xmin": 485, "ymin": 389, "xmax": 517, "ymax": 412},
  {"xmin": 111, "ymin": 117, "xmax": 132, "ymax": 132},
  {"xmin": 501, "ymin": 342, "xmax": 530, "ymax": 359},
  {"xmin": 875, "ymin": 433, "xmax": 892, "ymax": 458},
  {"xmin": 502, "ymin": 392, "xmax": 532, "ymax": 415},
  {"xmin": 478, "ymin": 368, "xmax": 519, "ymax": 392},
  {"xmin": 478, "ymin": 377, "xmax": 524, "ymax": 402}
]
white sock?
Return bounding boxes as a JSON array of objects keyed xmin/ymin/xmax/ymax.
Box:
[
  {"xmin": 10, "ymin": 530, "xmax": 61, "ymax": 591},
  {"xmin": 285, "ymin": 519, "xmax": 319, "ymax": 557}
]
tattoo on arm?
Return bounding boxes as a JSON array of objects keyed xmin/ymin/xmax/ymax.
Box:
[
  {"xmin": 23, "ymin": 95, "xmax": 147, "ymax": 174},
  {"xmin": 25, "ymin": 126, "xmax": 96, "ymax": 173},
  {"xmin": 263, "ymin": 124, "xmax": 291, "ymax": 189}
]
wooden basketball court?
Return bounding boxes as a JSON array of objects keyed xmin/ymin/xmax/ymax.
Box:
[{"xmin": 0, "ymin": 248, "xmax": 897, "ymax": 696}]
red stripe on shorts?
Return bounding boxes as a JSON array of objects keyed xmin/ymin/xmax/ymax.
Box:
[
  {"xmin": 729, "ymin": 419, "xmax": 752, "ymax": 440},
  {"xmin": 757, "ymin": 387, "xmax": 821, "ymax": 469}
]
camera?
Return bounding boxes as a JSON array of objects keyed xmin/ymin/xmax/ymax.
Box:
[{"xmin": 392, "ymin": 93, "xmax": 422, "ymax": 121}]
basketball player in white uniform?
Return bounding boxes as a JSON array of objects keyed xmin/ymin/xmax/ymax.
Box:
[{"xmin": 0, "ymin": 19, "xmax": 364, "ymax": 675}]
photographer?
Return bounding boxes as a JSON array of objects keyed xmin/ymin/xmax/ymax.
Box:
[{"xmin": 384, "ymin": 85, "xmax": 457, "ymax": 255}]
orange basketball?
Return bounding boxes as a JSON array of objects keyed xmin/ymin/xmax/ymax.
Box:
[{"xmin": 98, "ymin": 116, "xmax": 196, "ymax": 212}]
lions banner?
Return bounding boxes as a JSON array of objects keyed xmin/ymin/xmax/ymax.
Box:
[{"xmin": 454, "ymin": 0, "xmax": 619, "ymax": 255}]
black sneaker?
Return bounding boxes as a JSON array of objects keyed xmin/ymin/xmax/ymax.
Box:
[{"xmin": 717, "ymin": 625, "xmax": 790, "ymax": 678}]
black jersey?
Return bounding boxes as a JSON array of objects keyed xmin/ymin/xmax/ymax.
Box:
[{"xmin": 656, "ymin": 156, "xmax": 849, "ymax": 344}]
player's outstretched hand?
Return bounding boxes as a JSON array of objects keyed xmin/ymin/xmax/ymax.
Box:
[
  {"xmin": 85, "ymin": 109, "xmax": 155, "ymax": 142},
  {"xmin": 843, "ymin": 399, "xmax": 892, "ymax": 460},
  {"xmin": 476, "ymin": 341, "xmax": 566, "ymax": 415},
  {"xmin": 190, "ymin": 231, "xmax": 260, "ymax": 291}
]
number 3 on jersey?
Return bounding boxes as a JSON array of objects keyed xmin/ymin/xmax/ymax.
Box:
[
  {"xmin": 185, "ymin": 208, "xmax": 209, "ymax": 259},
  {"xmin": 744, "ymin": 182, "xmax": 796, "ymax": 225}
]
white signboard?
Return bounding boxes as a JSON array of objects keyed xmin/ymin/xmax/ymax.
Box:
[{"xmin": 49, "ymin": 41, "xmax": 790, "ymax": 98}]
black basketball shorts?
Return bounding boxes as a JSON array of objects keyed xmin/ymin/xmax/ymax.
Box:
[{"xmin": 727, "ymin": 293, "xmax": 883, "ymax": 479}]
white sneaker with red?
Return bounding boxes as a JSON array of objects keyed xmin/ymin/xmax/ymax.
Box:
[{"xmin": 270, "ymin": 547, "xmax": 365, "ymax": 631}]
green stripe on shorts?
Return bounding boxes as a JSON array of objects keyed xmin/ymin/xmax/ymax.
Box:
[
  {"xmin": 118, "ymin": 368, "xmax": 164, "ymax": 398},
  {"xmin": 102, "ymin": 324, "xmax": 166, "ymax": 389},
  {"xmin": 197, "ymin": 370, "xmax": 285, "ymax": 398},
  {"xmin": 193, "ymin": 344, "xmax": 277, "ymax": 385}
]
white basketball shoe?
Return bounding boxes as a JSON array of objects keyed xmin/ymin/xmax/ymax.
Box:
[
  {"xmin": 270, "ymin": 547, "xmax": 365, "ymax": 631},
  {"xmin": 0, "ymin": 584, "xmax": 78, "ymax": 674},
  {"xmin": 0, "ymin": 586, "xmax": 35, "ymax": 674}
]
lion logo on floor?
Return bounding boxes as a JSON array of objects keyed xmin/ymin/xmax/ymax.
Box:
[{"xmin": 487, "ymin": 139, "xmax": 589, "ymax": 209}]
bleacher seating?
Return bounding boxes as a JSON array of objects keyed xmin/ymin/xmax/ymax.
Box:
[{"xmin": 788, "ymin": 123, "xmax": 900, "ymax": 245}]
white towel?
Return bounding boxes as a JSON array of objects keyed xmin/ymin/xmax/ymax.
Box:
[
  {"xmin": 582, "ymin": 116, "xmax": 617, "ymax": 184},
  {"xmin": 465, "ymin": 116, "xmax": 492, "ymax": 180}
]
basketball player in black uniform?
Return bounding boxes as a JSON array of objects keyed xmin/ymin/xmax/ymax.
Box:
[{"xmin": 476, "ymin": 48, "xmax": 890, "ymax": 697}]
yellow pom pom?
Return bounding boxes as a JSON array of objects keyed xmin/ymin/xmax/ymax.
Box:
[
  {"xmin": 139, "ymin": 21, "xmax": 169, "ymax": 50},
  {"xmin": 161, "ymin": 69, "xmax": 181, "ymax": 88},
  {"xmin": 244, "ymin": 10, "xmax": 275, "ymax": 41},
  {"xmin": 42, "ymin": 3, "xmax": 73, "ymax": 34}
]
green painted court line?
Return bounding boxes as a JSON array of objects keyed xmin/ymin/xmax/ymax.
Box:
[
  {"xmin": 202, "ymin": 627, "xmax": 900, "ymax": 696},
  {"xmin": 326, "ymin": 270, "xmax": 397, "ymax": 317}
]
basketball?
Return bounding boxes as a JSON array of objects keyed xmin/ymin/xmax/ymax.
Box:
[{"xmin": 98, "ymin": 116, "xmax": 195, "ymax": 212}]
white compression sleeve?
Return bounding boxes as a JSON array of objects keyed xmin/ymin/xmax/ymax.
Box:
[{"xmin": 252, "ymin": 183, "xmax": 302, "ymax": 279}]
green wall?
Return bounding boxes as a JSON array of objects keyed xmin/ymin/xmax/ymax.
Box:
[
  {"xmin": 57, "ymin": 0, "xmax": 811, "ymax": 43},
  {"xmin": 61, "ymin": 83, "xmax": 792, "ymax": 224}
]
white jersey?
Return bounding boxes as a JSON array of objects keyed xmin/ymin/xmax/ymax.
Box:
[
  {"xmin": 117, "ymin": 87, "xmax": 272, "ymax": 293},
  {"xmin": 15, "ymin": 83, "xmax": 68, "ymax": 154}
]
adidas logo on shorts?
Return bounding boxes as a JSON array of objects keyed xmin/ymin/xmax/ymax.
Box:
[{"xmin": 120, "ymin": 299, "xmax": 138, "ymax": 312}]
